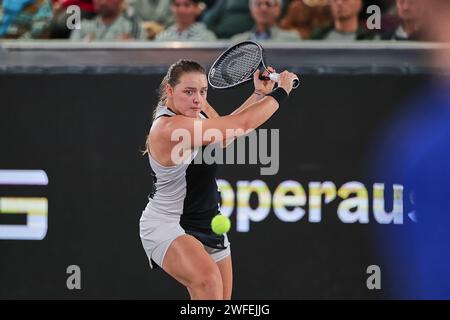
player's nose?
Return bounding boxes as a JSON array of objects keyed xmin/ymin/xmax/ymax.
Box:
[{"xmin": 193, "ymin": 92, "xmax": 202, "ymax": 102}]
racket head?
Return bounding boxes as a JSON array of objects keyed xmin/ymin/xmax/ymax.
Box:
[{"xmin": 208, "ymin": 41, "xmax": 264, "ymax": 89}]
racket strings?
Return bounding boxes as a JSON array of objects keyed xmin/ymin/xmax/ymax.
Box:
[{"xmin": 209, "ymin": 44, "xmax": 261, "ymax": 88}]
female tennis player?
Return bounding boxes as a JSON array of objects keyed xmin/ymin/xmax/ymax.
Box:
[{"xmin": 140, "ymin": 59, "xmax": 297, "ymax": 300}]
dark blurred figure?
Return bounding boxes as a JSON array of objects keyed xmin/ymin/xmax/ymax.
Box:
[
  {"xmin": 359, "ymin": 0, "xmax": 399, "ymax": 35},
  {"xmin": 380, "ymin": 0, "xmax": 428, "ymax": 41},
  {"xmin": 373, "ymin": 0, "xmax": 450, "ymax": 299}
]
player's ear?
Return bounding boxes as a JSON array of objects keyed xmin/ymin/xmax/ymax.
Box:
[{"xmin": 165, "ymin": 84, "xmax": 174, "ymax": 98}]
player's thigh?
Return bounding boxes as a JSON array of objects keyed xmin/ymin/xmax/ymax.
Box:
[{"xmin": 162, "ymin": 234, "xmax": 221, "ymax": 288}]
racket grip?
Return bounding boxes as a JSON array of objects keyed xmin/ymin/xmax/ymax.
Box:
[{"xmin": 269, "ymin": 73, "xmax": 300, "ymax": 89}]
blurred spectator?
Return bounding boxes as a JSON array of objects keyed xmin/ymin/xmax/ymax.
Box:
[
  {"xmin": 128, "ymin": 0, "xmax": 173, "ymax": 39},
  {"xmin": 0, "ymin": 0, "xmax": 53, "ymax": 39},
  {"xmin": 311, "ymin": 0, "xmax": 375, "ymax": 41},
  {"xmin": 155, "ymin": 0, "xmax": 216, "ymax": 41},
  {"xmin": 380, "ymin": 0, "xmax": 427, "ymax": 41},
  {"xmin": 280, "ymin": 0, "xmax": 332, "ymax": 39},
  {"xmin": 231, "ymin": 0, "xmax": 301, "ymax": 42},
  {"xmin": 70, "ymin": 0, "xmax": 146, "ymax": 40},
  {"xmin": 202, "ymin": 0, "xmax": 253, "ymax": 39},
  {"xmin": 128, "ymin": 0, "xmax": 173, "ymax": 26},
  {"xmin": 49, "ymin": 0, "xmax": 96, "ymax": 38}
]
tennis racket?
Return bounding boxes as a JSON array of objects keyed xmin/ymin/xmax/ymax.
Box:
[{"xmin": 208, "ymin": 40, "xmax": 299, "ymax": 90}]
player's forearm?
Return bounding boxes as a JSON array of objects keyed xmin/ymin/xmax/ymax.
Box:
[
  {"xmin": 204, "ymin": 90, "xmax": 265, "ymax": 120},
  {"xmin": 238, "ymin": 96, "xmax": 279, "ymax": 131},
  {"xmin": 217, "ymin": 92, "xmax": 265, "ymax": 148},
  {"xmin": 230, "ymin": 90, "xmax": 265, "ymax": 116}
]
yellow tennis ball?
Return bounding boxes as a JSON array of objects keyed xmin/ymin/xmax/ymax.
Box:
[{"xmin": 211, "ymin": 214, "xmax": 231, "ymax": 235}]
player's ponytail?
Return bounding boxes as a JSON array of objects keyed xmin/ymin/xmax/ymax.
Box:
[{"xmin": 152, "ymin": 74, "xmax": 170, "ymax": 121}]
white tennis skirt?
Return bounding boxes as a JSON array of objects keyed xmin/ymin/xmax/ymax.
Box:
[{"xmin": 139, "ymin": 204, "xmax": 230, "ymax": 269}]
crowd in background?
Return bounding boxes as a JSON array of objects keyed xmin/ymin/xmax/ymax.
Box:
[{"xmin": 0, "ymin": 0, "xmax": 439, "ymax": 42}]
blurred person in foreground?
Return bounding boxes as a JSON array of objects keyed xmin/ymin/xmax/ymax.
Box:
[{"xmin": 372, "ymin": 0, "xmax": 450, "ymax": 299}]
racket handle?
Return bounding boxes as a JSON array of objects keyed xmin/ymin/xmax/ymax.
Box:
[{"xmin": 269, "ymin": 73, "xmax": 300, "ymax": 89}]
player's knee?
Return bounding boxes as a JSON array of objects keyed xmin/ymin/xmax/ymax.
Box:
[{"xmin": 190, "ymin": 268, "xmax": 223, "ymax": 297}]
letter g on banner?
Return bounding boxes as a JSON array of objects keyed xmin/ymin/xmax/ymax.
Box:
[{"xmin": 0, "ymin": 170, "xmax": 48, "ymax": 240}]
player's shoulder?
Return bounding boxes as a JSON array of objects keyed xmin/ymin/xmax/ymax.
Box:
[
  {"xmin": 152, "ymin": 114, "xmax": 173, "ymax": 128},
  {"xmin": 149, "ymin": 116, "xmax": 172, "ymax": 141},
  {"xmin": 152, "ymin": 113, "xmax": 186, "ymax": 130}
]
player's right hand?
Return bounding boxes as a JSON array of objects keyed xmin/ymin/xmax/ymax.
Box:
[{"xmin": 278, "ymin": 71, "xmax": 298, "ymax": 95}]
